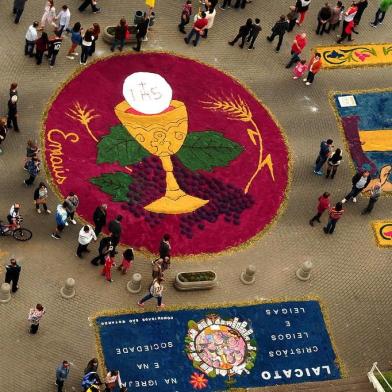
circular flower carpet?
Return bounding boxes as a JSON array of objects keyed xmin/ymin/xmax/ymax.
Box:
[{"xmin": 43, "ymin": 53, "xmax": 289, "ymax": 256}]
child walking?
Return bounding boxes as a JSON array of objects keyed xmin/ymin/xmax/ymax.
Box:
[
  {"xmin": 293, "ymin": 59, "xmax": 308, "ymax": 79},
  {"xmin": 117, "ymin": 248, "xmax": 134, "ymax": 274}
]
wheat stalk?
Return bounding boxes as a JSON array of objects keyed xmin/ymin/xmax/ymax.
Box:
[{"xmin": 201, "ymin": 95, "xmax": 252, "ymax": 122}]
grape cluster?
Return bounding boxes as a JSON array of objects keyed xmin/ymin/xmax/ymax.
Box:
[{"xmin": 125, "ymin": 156, "xmax": 254, "ymax": 238}]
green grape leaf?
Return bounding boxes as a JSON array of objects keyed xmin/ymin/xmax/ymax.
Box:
[
  {"xmin": 176, "ymin": 131, "xmax": 243, "ymax": 171},
  {"xmin": 97, "ymin": 124, "xmax": 150, "ymax": 166},
  {"xmin": 90, "ymin": 172, "xmax": 132, "ymax": 202}
]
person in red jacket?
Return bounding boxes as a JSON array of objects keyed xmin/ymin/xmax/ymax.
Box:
[
  {"xmin": 184, "ymin": 11, "xmax": 208, "ymax": 46},
  {"xmin": 286, "ymin": 32, "xmax": 307, "ymax": 68},
  {"xmin": 323, "ymin": 202, "xmax": 344, "ymax": 234},
  {"xmin": 303, "ymin": 52, "xmax": 322, "ymax": 85},
  {"xmin": 309, "ymin": 192, "xmax": 330, "ymax": 226},
  {"xmin": 337, "ymin": 19, "xmax": 354, "ymax": 43}
]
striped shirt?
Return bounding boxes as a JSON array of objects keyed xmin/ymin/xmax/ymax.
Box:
[{"xmin": 329, "ymin": 207, "xmax": 344, "ymax": 220}]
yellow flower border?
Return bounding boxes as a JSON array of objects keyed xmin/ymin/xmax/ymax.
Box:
[
  {"xmin": 314, "ymin": 42, "xmax": 392, "ymax": 70},
  {"xmin": 328, "ymin": 87, "xmax": 392, "ymax": 199},
  {"xmin": 371, "ymin": 220, "xmax": 392, "ymax": 248},
  {"xmin": 40, "ymin": 50, "xmax": 293, "ymax": 261},
  {"xmin": 91, "ymin": 296, "xmax": 346, "ymax": 389}
]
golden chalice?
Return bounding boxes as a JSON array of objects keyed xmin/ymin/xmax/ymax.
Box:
[{"xmin": 115, "ymin": 99, "xmax": 209, "ymax": 214}]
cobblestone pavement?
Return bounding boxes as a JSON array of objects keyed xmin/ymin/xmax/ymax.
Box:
[{"xmin": 0, "ymin": 0, "xmax": 391, "ymax": 391}]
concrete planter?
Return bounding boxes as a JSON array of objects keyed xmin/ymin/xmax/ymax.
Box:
[
  {"xmin": 102, "ymin": 26, "xmax": 138, "ymax": 45},
  {"xmin": 174, "ymin": 271, "xmax": 217, "ymax": 291}
]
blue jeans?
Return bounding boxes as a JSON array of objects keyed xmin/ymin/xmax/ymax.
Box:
[
  {"xmin": 140, "ymin": 293, "xmax": 162, "ymax": 306},
  {"xmin": 25, "ymin": 39, "xmax": 35, "ymax": 56},
  {"xmin": 325, "ymin": 218, "xmax": 337, "ymax": 234},
  {"xmin": 315, "ymin": 155, "xmax": 327, "ymax": 172},
  {"xmin": 186, "ymin": 28, "xmax": 201, "ymax": 46}
]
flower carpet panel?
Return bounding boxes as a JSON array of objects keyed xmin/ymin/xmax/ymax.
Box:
[
  {"xmin": 94, "ymin": 300, "xmax": 341, "ymax": 391},
  {"xmin": 372, "ymin": 220, "xmax": 392, "ymax": 247},
  {"xmin": 332, "ymin": 90, "xmax": 392, "ymax": 193},
  {"xmin": 42, "ymin": 53, "xmax": 289, "ymax": 256},
  {"xmin": 316, "ymin": 43, "xmax": 392, "ymax": 69}
]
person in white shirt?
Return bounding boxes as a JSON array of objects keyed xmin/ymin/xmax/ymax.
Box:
[
  {"xmin": 7, "ymin": 203, "xmax": 21, "ymax": 226},
  {"xmin": 77, "ymin": 225, "xmax": 97, "ymax": 257},
  {"xmin": 56, "ymin": 5, "xmax": 71, "ymax": 35},
  {"xmin": 25, "ymin": 21, "xmax": 38, "ymax": 57},
  {"xmin": 204, "ymin": 6, "xmax": 216, "ymax": 38}
]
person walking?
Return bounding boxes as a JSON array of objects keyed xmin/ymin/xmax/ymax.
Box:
[
  {"xmin": 159, "ymin": 233, "xmax": 171, "ymax": 260},
  {"xmin": 91, "ymin": 236, "xmax": 112, "ymax": 266},
  {"xmin": 108, "ymin": 215, "xmax": 122, "ymax": 255},
  {"xmin": 24, "ymin": 140, "xmax": 39, "ymax": 168},
  {"xmin": 337, "ymin": 19, "xmax": 354, "ymax": 43},
  {"xmin": 295, "ymin": 0, "xmax": 312, "ymax": 26},
  {"xmin": 229, "ymin": 18, "xmax": 253, "ymax": 48},
  {"xmin": 89, "ymin": 23, "xmax": 100, "ymax": 56},
  {"xmin": 326, "ymin": 148, "xmax": 342, "ymax": 178},
  {"xmin": 266, "ymin": 15, "xmax": 289, "ymax": 52},
  {"xmin": 286, "ymin": 32, "xmax": 307, "ymax": 68},
  {"xmin": 82, "ymin": 359, "xmax": 102, "ymax": 391},
  {"xmin": 56, "ymin": 5, "xmax": 71, "ymax": 35},
  {"xmin": 178, "ymin": 0, "xmax": 193, "ymax": 33},
  {"xmin": 340, "ymin": 1, "xmax": 358, "ymax": 37},
  {"xmin": 362, "ymin": 183, "xmax": 381, "ymax": 214},
  {"xmin": 110, "ymin": 18, "xmax": 127, "ymax": 52},
  {"xmin": 309, "ymin": 192, "xmax": 330, "ymax": 226},
  {"xmin": 370, "ymin": 0, "xmax": 392, "ymax": 27},
  {"xmin": 51, "ymin": 202, "xmax": 68, "ymax": 239},
  {"xmin": 133, "ymin": 12, "xmax": 149, "ymax": 52},
  {"xmin": 303, "ymin": 52, "xmax": 322, "ymax": 85},
  {"xmin": 67, "ymin": 22, "xmax": 82, "ymax": 59},
  {"xmin": 5, "ymin": 258, "xmax": 21, "ymax": 292},
  {"xmin": 117, "ymin": 248, "xmax": 134, "ymax": 274},
  {"xmin": 101, "ymin": 252, "xmax": 116, "ymax": 282},
  {"xmin": 7, "ymin": 95, "xmax": 19, "ymax": 132},
  {"xmin": 35, "ymin": 32, "xmax": 49, "ymax": 65},
  {"xmin": 93, "ymin": 204, "xmax": 107, "ymax": 235},
  {"xmin": 292, "ymin": 59, "xmax": 308, "ymax": 79},
  {"xmin": 151, "ymin": 258, "xmax": 163, "ymax": 279},
  {"xmin": 342, "ymin": 170, "xmax": 371, "ymax": 203},
  {"xmin": 77, "ymin": 225, "xmax": 97, "ymax": 258},
  {"xmin": 314, "ymin": 138, "xmax": 333, "ymax": 175},
  {"xmin": 25, "ymin": 21, "xmax": 38, "ymax": 57},
  {"xmin": 34, "ymin": 182, "xmax": 51, "ymax": 213},
  {"xmin": 323, "ymin": 202, "xmax": 344, "ymax": 234},
  {"xmin": 247, "ymin": 18, "xmax": 261, "ymax": 49},
  {"xmin": 80, "ymin": 28, "xmax": 94, "ymax": 65},
  {"xmin": 185, "ymin": 11, "xmax": 208, "ymax": 47},
  {"xmin": 326, "ymin": 1, "xmax": 344, "ymax": 33},
  {"xmin": 13, "ymin": 0, "xmax": 28, "ymax": 23},
  {"xmin": 84, "ymin": 358, "xmax": 100, "ymax": 375},
  {"xmin": 138, "ymin": 277, "xmax": 165, "ymax": 308},
  {"xmin": 0, "ymin": 117, "xmax": 7, "ymax": 154},
  {"xmin": 64, "ymin": 192, "xmax": 79, "ymax": 224},
  {"xmin": 316, "ymin": 3, "xmax": 332, "ymax": 35},
  {"xmin": 78, "ymin": 0, "xmax": 100, "ymax": 13},
  {"xmin": 354, "ymin": 0, "xmax": 368, "ymax": 25},
  {"xmin": 55, "ymin": 361, "xmax": 70, "ymax": 392},
  {"xmin": 28, "ymin": 303, "xmax": 45, "ymax": 334},
  {"xmin": 48, "ymin": 29, "xmax": 63, "ymax": 68},
  {"xmin": 40, "ymin": 0, "xmax": 56, "ymax": 29},
  {"xmin": 24, "ymin": 156, "xmax": 40, "ymax": 186}
]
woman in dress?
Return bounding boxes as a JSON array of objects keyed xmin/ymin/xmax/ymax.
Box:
[{"xmin": 41, "ymin": 0, "xmax": 56, "ymax": 29}]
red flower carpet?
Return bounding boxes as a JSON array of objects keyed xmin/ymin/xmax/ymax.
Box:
[{"xmin": 43, "ymin": 52, "xmax": 289, "ymax": 256}]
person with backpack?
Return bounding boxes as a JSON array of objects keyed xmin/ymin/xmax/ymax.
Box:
[
  {"xmin": 178, "ymin": 0, "xmax": 192, "ymax": 33},
  {"xmin": 138, "ymin": 277, "xmax": 165, "ymax": 308}
]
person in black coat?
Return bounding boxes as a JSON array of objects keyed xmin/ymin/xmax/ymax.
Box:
[
  {"xmin": 5, "ymin": 258, "xmax": 21, "ymax": 292},
  {"xmin": 342, "ymin": 171, "xmax": 371, "ymax": 204},
  {"xmin": 91, "ymin": 236, "xmax": 112, "ymax": 266},
  {"xmin": 228, "ymin": 18, "xmax": 253, "ymax": 48},
  {"xmin": 133, "ymin": 12, "xmax": 150, "ymax": 52},
  {"xmin": 108, "ymin": 215, "xmax": 122, "ymax": 256},
  {"xmin": 353, "ymin": 0, "xmax": 368, "ymax": 25},
  {"xmin": 7, "ymin": 95, "xmax": 19, "ymax": 132},
  {"xmin": 267, "ymin": 15, "xmax": 289, "ymax": 52},
  {"xmin": 0, "ymin": 117, "xmax": 7, "ymax": 154},
  {"xmin": 93, "ymin": 204, "xmax": 107, "ymax": 236},
  {"xmin": 316, "ymin": 3, "xmax": 332, "ymax": 35},
  {"xmin": 247, "ymin": 18, "xmax": 262, "ymax": 49}
]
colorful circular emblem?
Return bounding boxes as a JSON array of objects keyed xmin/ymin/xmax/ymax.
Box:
[
  {"xmin": 185, "ymin": 314, "xmax": 257, "ymax": 380},
  {"xmin": 43, "ymin": 53, "xmax": 289, "ymax": 256}
]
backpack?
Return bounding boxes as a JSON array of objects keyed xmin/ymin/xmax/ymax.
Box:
[{"xmin": 81, "ymin": 372, "xmax": 97, "ymax": 388}]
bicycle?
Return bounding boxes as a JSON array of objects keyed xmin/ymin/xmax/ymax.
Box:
[{"xmin": 0, "ymin": 217, "xmax": 32, "ymax": 241}]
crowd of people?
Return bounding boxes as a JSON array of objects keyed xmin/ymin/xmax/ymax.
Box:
[{"xmin": 0, "ymin": 0, "xmax": 390, "ymax": 390}]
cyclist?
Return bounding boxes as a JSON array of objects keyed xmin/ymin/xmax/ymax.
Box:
[{"xmin": 7, "ymin": 203, "xmax": 21, "ymax": 229}]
